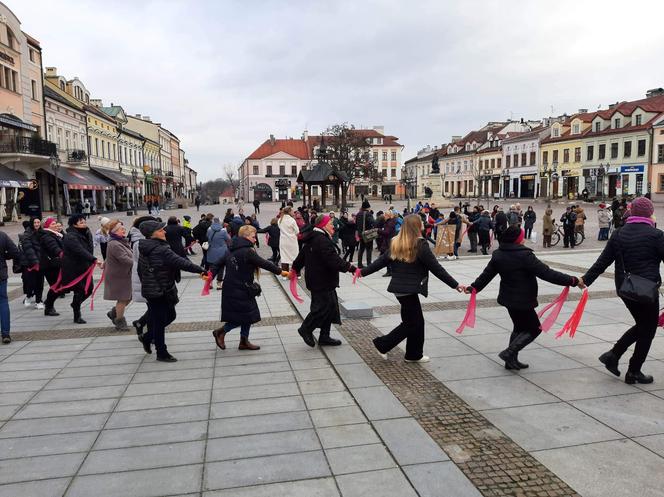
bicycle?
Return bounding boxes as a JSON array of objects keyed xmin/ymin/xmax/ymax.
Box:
[{"xmin": 550, "ymin": 224, "xmax": 584, "ymax": 247}]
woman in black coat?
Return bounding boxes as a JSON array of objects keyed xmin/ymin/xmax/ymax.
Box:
[
  {"xmin": 20, "ymin": 217, "xmax": 44, "ymax": 309},
  {"xmin": 360, "ymin": 214, "xmax": 463, "ymax": 362},
  {"xmin": 339, "ymin": 214, "xmax": 358, "ymax": 263},
  {"xmin": 580, "ymin": 197, "xmax": 664, "ymax": 384},
  {"xmin": 523, "ymin": 206, "xmax": 536, "ymax": 239},
  {"xmin": 468, "ymin": 226, "xmax": 579, "ymax": 370},
  {"xmin": 61, "ymin": 214, "xmax": 99, "ymax": 324},
  {"xmin": 213, "ymin": 225, "xmax": 286, "ymax": 351},
  {"xmin": 39, "ymin": 218, "xmax": 64, "ymax": 316}
]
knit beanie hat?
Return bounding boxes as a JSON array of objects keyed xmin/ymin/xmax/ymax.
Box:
[
  {"xmin": 630, "ymin": 196, "xmax": 654, "ymax": 218},
  {"xmin": 98, "ymin": 216, "xmax": 111, "ymax": 226},
  {"xmin": 43, "ymin": 217, "xmax": 56, "ymax": 230},
  {"xmin": 502, "ymin": 226, "xmax": 525, "ymax": 244},
  {"xmin": 315, "ymin": 214, "xmax": 331, "ymax": 228}
]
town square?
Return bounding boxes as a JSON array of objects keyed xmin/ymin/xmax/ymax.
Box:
[{"xmin": 1, "ymin": 1, "xmax": 664, "ymax": 496}]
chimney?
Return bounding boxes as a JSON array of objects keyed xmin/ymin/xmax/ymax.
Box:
[
  {"xmin": 110, "ymin": 102, "xmax": 114, "ymax": 107},
  {"xmin": 45, "ymin": 67, "xmax": 57, "ymax": 77},
  {"xmin": 302, "ymin": 130, "xmax": 308, "ymax": 142},
  {"xmin": 373, "ymin": 126, "xmax": 385, "ymax": 135},
  {"xmin": 608, "ymin": 102, "xmax": 619, "ymax": 109},
  {"xmin": 451, "ymin": 135, "xmax": 461, "ymax": 142},
  {"xmin": 578, "ymin": 108, "xmax": 588, "ymax": 113},
  {"xmin": 646, "ymin": 88, "xmax": 664, "ymax": 98},
  {"xmin": 269, "ymin": 134, "xmax": 276, "ymax": 146},
  {"xmin": 90, "ymin": 99, "xmax": 103, "ymax": 107}
]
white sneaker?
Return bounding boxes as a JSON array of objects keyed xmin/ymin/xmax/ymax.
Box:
[
  {"xmin": 23, "ymin": 297, "xmax": 33, "ymax": 308},
  {"xmin": 405, "ymin": 355, "xmax": 430, "ymax": 363},
  {"xmin": 35, "ymin": 303, "xmax": 44, "ymax": 310},
  {"xmin": 448, "ymin": 255, "xmax": 457, "ymax": 261},
  {"xmin": 377, "ymin": 350, "xmax": 388, "ymax": 361}
]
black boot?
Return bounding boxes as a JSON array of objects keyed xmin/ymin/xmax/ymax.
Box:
[
  {"xmin": 625, "ymin": 371, "xmax": 653, "ymax": 384},
  {"xmin": 318, "ymin": 332, "xmax": 341, "ymax": 346},
  {"xmin": 599, "ymin": 351, "xmax": 621, "ymax": 377},
  {"xmin": 156, "ymin": 353, "xmax": 177, "ymax": 362},
  {"xmin": 298, "ymin": 327, "xmax": 316, "ymax": 347},
  {"xmin": 132, "ymin": 320, "xmax": 144, "ymax": 336},
  {"xmin": 138, "ymin": 333, "xmax": 152, "ymax": 354},
  {"xmin": 498, "ymin": 349, "xmax": 520, "ymax": 369},
  {"xmin": 106, "ymin": 307, "xmax": 116, "ymax": 323},
  {"xmin": 44, "ymin": 307, "xmax": 60, "ymax": 317},
  {"xmin": 71, "ymin": 304, "xmax": 86, "ymax": 324}
]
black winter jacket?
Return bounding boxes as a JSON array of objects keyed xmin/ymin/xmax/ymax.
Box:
[
  {"xmin": 0, "ymin": 231, "xmax": 20, "ymax": 281},
  {"xmin": 470, "ymin": 243, "xmax": 577, "ymax": 309},
  {"xmin": 138, "ymin": 238, "xmax": 204, "ymax": 300},
  {"xmin": 192, "ymin": 220, "xmax": 211, "ymax": 244},
  {"xmin": 293, "ymin": 229, "xmax": 353, "ymax": 293},
  {"xmin": 583, "ymin": 222, "xmax": 664, "ymax": 290},
  {"xmin": 257, "ymin": 225, "xmax": 280, "ymax": 248},
  {"xmin": 339, "ymin": 218, "xmax": 357, "ymax": 246},
  {"xmin": 39, "ymin": 230, "xmax": 64, "ymax": 271},
  {"xmin": 165, "ymin": 224, "xmax": 192, "ymax": 257},
  {"xmin": 494, "ymin": 211, "xmax": 508, "ymax": 239},
  {"xmin": 356, "ymin": 210, "xmax": 374, "ymax": 235},
  {"xmin": 61, "ymin": 227, "xmax": 96, "ymax": 285},
  {"xmin": 21, "ymin": 228, "xmax": 41, "ymax": 266},
  {"xmin": 221, "ymin": 237, "xmax": 281, "ymax": 324},
  {"xmin": 361, "ymin": 238, "xmax": 458, "ymax": 297},
  {"xmin": 474, "ymin": 215, "xmax": 493, "ymax": 232}
]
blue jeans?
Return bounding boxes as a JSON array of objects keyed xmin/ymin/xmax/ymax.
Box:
[
  {"xmin": 224, "ymin": 322, "xmax": 251, "ymax": 338},
  {"xmin": 598, "ymin": 227, "xmax": 609, "ymax": 240},
  {"xmin": 0, "ymin": 280, "xmax": 9, "ymax": 336}
]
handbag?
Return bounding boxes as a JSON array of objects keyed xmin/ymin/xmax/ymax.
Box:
[
  {"xmin": 360, "ymin": 212, "xmax": 378, "ymax": 243},
  {"xmin": 616, "ymin": 232, "xmax": 659, "ymax": 304},
  {"xmin": 244, "ymin": 281, "xmax": 262, "ymax": 297}
]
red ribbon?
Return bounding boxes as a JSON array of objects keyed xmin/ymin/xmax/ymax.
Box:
[
  {"xmin": 352, "ymin": 268, "xmax": 362, "ymax": 284},
  {"xmin": 89, "ymin": 269, "xmax": 105, "ymax": 311},
  {"xmin": 201, "ymin": 270, "xmax": 213, "ymax": 296},
  {"xmin": 184, "ymin": 240, "xmax": 197, "ymax": 251},
  {"xmin": 289, "ymin": 271, "xmax": 304, "ymax": 303},
  {"xmin": 27, "ymin": 264, "xmax": 40, "ymax": 272},
  {"xmin": 537, "ymin": 286, "xmax": 570, "ymax": 332},
  {"xmin": 555, "ymin": 288, "xmax": 588, "ymax": 339},
  {"xmin": 456, "ymin": 289, "xmax": 477, "ymax": 334},
  {"xmin": 51, "ymin": 262, "xmax": 96, "ymax": 294},
  {"xmin": 658, "ymin": 312, "xmax": 664, "ymax": 327}
]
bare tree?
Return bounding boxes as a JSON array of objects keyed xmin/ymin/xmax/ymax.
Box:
[
  {"xmin": 224, "ymin": 164, "xmax": 240, "ymax": 199},
  {"xmin": 320, "ymin": 123, "xmax": 379, "ymax": 208}
]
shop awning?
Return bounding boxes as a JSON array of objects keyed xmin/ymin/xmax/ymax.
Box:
[
  {"xmin": 90, "ymin": 167, "xmax": 135, "ymax": 187},
  {"xmin": 44, "ymin": 167, "xmax": 113, "ymax": 190},
  {"xmin": 0, "ymin": 113, "xmax": 38, "ymax": 132},
  {"xmin": 0, "ymin": 165, "xmax": 31, "ymax": 188}
]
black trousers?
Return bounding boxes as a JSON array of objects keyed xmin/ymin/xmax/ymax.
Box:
[
  {"xmin": 479, "ymin": 230, "xmax": 490, "ymax": 254},
  {"xmin": 563, "ymin": 227, "xmax": 575, "ymax": 248},
  {"xmin": 43, "ymin": 267, "xmax": 60, "ymax": 310},
  {"xmin": 23, "ymin": 270, "xmax": 44, "ymax": 303},
  {"xmin": 343, "ymin": 243, "xmax": 356, "ymax": 263},
  {"xmin": 299, "ymin": 290, "xmax": 341, "ymax": 337},
  {"xmin": 468, "ymin": 231, "xmax": 478, "ymax": 251},
  {"xmin": 145, "ymin": 296, "xmax": 177, "ymax": 357},
  {"xmin": 357, "ymin": 240, "xmax": 373, "ymax": 267},
  {"xmin": 209, "ymin": 262, "xmax": 225, "ymax": 282},
  {"xmin": 269, "ymin": 245, "xmax": 280, "ymax": 263},
  {"xmin": 613, "ymin": 298, "xmax": 659, "ymax": 372},
  {"xmin": 374, "ymin": 294, "xmax": 425, "ymax": 360},
  {"xmin": 506, "ymin": 307, "xmax": 541, "ymax": 353}
]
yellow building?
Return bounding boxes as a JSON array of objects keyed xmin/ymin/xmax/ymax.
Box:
[
  {"xmin": 539, "ymin": 113, "xmax": 594, "ymax": 198},
  {"xmin": 84, "ymin": 101, "xmax": 119, "ymax": 211}
]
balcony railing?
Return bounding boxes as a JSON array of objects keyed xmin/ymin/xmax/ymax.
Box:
[
  {"xmin": 67, "ymin": 149, "xmax": 87, "ymax": 162},
  {"xmin": 0, "ymin": 136, "xmax": 56, "ymax": 156}
]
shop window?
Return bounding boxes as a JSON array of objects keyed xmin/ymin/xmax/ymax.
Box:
[{"xmin": 636, "ymin": 174, "xmax": 643, "ymax": 195}]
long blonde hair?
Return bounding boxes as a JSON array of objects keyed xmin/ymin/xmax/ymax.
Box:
[
  {"xmin": 390, "ymin": 214, "xmax": 422, "ymax": 263},
  {"xmin": 279, "ymin": 206, "xmax": 293, "ymax": 224}
]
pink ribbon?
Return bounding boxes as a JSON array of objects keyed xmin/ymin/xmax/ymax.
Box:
[
  {"xmin": 538, "ymin": 286, "xmax": 570, "ymax": 332},
  {"xmin": 289, "ymin": 271, "xmax": 304, "ymax": 303},
  {"xmin": 658, "ymin": 311, "xmax": 664, "ymax": 327},
  {"xmin": 456, "ymin": 289, "xmax": 477, "ymax": 334},
  {"xmin": 51, "ymin": 262, "xmax": 96, "ymax": 294},
  {"xmin": 352, "ymin": 268, "xmax": 362, "ymax": 284},
  {"xmin": 184, "ymin": 240, "xmax": 197, "ymax": 251},
  {"xmin": 27, "ymin": 264, "xmax": 40, "ymax": 272},
  {"xmin": 201, "ymin": 270, "xmax": 213, "ymax": 296},
  {"xmin": 89, "ymin": 269, "xmax": 105, "ymax": 311},
  {"xmin": 555, "ymin": 289, "xmax": 588, "ymax": 339}
]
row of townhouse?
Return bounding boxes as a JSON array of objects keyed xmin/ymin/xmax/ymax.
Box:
[
  {"xmin": 0, "ymin": 2, "xmax": 198, "ymax": 219},
  {"xmin": 405, "ymin": 88, "xmax": 664, "ymax": 202},
  {"xmin": 239, "ymin": 127, "xmax": 404, "ymax": 203}
]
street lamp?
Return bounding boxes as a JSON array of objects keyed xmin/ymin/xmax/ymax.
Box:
[
  {"xmin": 131, "ymin": 169, "xmax": 139, "ymax": 210},
  {"xmin": 501, "ymin": 168, "xmax": 510, "ymax": 199},
  {"xmin": 543, "ymin": 161, "xmax": 559, "ymax": 201},
  {"xmin": 597, "ymin": 163, "xmax": 607, "ymax": 200},
  {"xmin": 50, "ymin": 152, "xmax": 61, "ymax": 223}
]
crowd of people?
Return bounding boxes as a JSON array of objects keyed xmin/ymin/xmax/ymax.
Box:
[{"xmin": 0, "ymin": 195, "xmax": 660, "ymax": 384}]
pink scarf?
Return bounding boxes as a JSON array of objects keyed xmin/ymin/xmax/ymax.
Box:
[
  {"xmin": 456, "ymin": 289, "xmax": 477, "ymax": 334},
  {"xmin": 626, "ymin": 216, "xmax": 655, "ymax": 227}
]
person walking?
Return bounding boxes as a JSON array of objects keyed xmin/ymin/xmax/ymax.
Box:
[
  {"xmin": 542, "ymin": 208, "xmax": 554, "ymax": 248},
  {"xmin": 523, "ymin": 206, "xmax": 536, "ymax": 239},
  {"xmin": 165, "ymin": 216, "xmax": 193, "ymax": 259},
  {"xmin": 40, "ymin": 218, "xmax": 64, "ymax": 316},
  {"xmin": 103, "ymin": 220, "xmax": 134, "ymax": 330},
  {"xmin": 340, "ymin": 213, "xmax": 358, "ymax": 263},
  {"xmin": 475, "ymin": 210, "xmax": 493, "ymax": 255},
  {"xmin": 356, "ymin": 200, "xmax": 375, "ymax": 268},
  {"xmin": 467, "ymin": 226, "xmax": 580, "ymax": 370},
  {"xmin": 137, "ymin": 220, "xmax": 207, "ymax": 362},
  {"xmin": 467, "ymin": 206, "xmax": 480, "ymax": 253},
  {"xmin": 0, "ymin": 230, "xmax": 20, "ymax": 343},
  {"xmin": 579, "ymin": 197, "xmax": 662, "ymax": 384},
  {"xmin": 358, "ymin": 215, "xmax": 463, "ymax": 362},
  {"xmin": 257, "ymin": 218, "xmax": 280, "ymax": 264},
  {"xmin": 292, "ymin": 214, "xmax": 356, "ymax": 347},
  {"xmin": 377, "ymin": 211, "xmax": 397, "ymax": 276},
  {"xmin": 206, "ymin": 217, "xmax": 231, "ymax": 290},
  {"xmin": 62, "ymin": 214, "xmax": 99, "ymax": 324},
  {"xmin": 575, "ymin": 205, "xmax": 586, "ymax": 237},
  {"xmin": 192, "ymin": 214, "xmax": 212, "ymax": 268},
  {"xmin": 560, "ymin": 206, "xmax": 577, "ymax": 248},
  {"xmin": 212, "ymin": 225, "xmax": 286, "ymax": 351},
  {"xmin": 83, "ymin": 200, "xmax": 91, "ymax": 219},
  {"xmin": 597, "ymin": 203, "xmax": 611, "ymax": 240},
  {"xmin": 195, "ymin": 195, "xmax": 201, "ymax": 212},
  {"xmin": 253, "ymin": 198, "xmax": 260, "ymax": 214},
  {"xmin": 128, "ymin": 215, "xmax": 157, "ymax": 337},
  {"xmin": 278, "ymin": 206, "xmax": 300, "ymax": 276},
  {"xmin": 494, "ymin": 207, "xmax": 508, "ymax": 241},
  {"xmin": 20, "ymin": 217, "xmax": 44, "ymax": 310},
  {"xmin": 146, "ymin": 199, "xmax": 153, "ymax": 215}
]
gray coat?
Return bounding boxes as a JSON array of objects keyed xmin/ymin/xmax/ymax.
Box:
[{"xmin": 104, "ymin": 237, "xmax": 133, "ymax": 301}]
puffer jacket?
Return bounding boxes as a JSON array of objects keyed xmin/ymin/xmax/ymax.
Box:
[
  {"xmin": 583, "ymin": 222, "xmax": 664, "ymax": 290},
  {"xmin": 474, "ymin": 214, "xmax": 493, "ymax": 232},
  {"xmin": 39, "ymin": 229, "xmax": 64, "ymax": 271},
  {"xmin": 21, "ymin": 228, "xmax": 41, "ymax": 267},
  {"xmin": 0, "ymin": 231, "xmax": 20, "ymax": 281},
  {"xmin": 293, "ymin": 229, "xmax": 352, "ymax": 293},
  {"xmin": 137, "ymin": 238, "xmax": 205, "ymax": 300},
  {"xmin": 206, "ymin": 223, "xmax": 230, "ymax": 265},
  {"xmin": 360, "ymin": 238, "xmax": 458, "ymax": 297},
  {"xmin": 470, "ymin": 243, "xmax": 578, "ymax": 309}
]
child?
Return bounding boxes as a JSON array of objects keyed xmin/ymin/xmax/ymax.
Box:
[
  {"xmin": 466, "ymin": 226, "xmax": 580, "ymax": 370},
  {"xmin": 257, "ymin": 218, "xmax": 281, "ymax": 263}
]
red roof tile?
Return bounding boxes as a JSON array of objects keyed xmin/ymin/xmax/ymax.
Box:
[{"xmin": 247, "ymin": 139, "xmax": 311, "ymax": 160}]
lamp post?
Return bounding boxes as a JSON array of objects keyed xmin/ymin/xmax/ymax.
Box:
[
  {"xmin": 50, "ymin": 152, "xmax": 61, "ymax": 223},
  {"xmin": 131, "ymin": 169, "xmax": 139, "ymax": 210},
  {"xmin": 501, "ymin": 168, "xmax": 510, "ymax": 199},
  {"xmin": 597, "ymin": 163, "xmax": 607, "ymax": 200}
]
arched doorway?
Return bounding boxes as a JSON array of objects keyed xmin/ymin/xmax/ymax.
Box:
[{"xmin": 253, "ymin": 183, "xmax": 272, "ymax": 201}]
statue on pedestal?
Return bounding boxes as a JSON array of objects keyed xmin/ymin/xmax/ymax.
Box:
[{"xmin": 431, "ymin": 152, "xmax": 440, "ymax": 174}]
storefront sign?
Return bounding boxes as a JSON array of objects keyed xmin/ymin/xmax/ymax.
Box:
[
  {"xmin": 620, "ymin": 165, "xmax": 644, "ymax": 173},
  {"xmin": 275, "ymin": 179, "xmax": 290, "ymax": 187},
  {"xmin": 0, "ymin": 52, "xmax": 14, "ymax": 65},
  {"xmin": 520, "ymin": 175, "xmax": 536, "ymax": 181}
]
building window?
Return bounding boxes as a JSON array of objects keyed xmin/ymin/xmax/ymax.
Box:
[
  {"xmin": 95, "ymin": 138, "xmax": 99, "ymax": 157},
  {"xmin": 382, "ymin": 170, "xmax": 387, "ymax": 177},
  {"xmin": 513, "ymin": 154, "xmax": 519, "ymax": 167},
  {"xmin": 638, "ymin": 139, "xmax": 646, "ymax": 156},
  {"xmin": 6, "ymin": 27, "xmax": 15, "ymax": 50},
  {"xmin": 552, "ymin": 127, "xmax": 560, "ymax": 138},
  {"xmin": 113, "ymin": 144, "xmax": 116, "ymax": 161},
  {"xmin": 658, "ymin": 144, "xmax": 664, "ymax": 163},
  {"xmin": 529, "ymin": 152, "xmax": 536, "ymax": 166},
  {"xmin": 624, "ymin": 141, "xmax": 632, "ymax": 157},
  {"xmin": 572, "ymin": 123, "xmax": 580, "ymax": 134},
  {"xmin": 382, "ymin": 151, "xmax": 388, "ymax": 161},
  {"xmin": 291, "ymin": 165, "xmax": 297, "ymax": 176},
  {"xmin": 552, "ymin": 150, "xmax": 559, "ymax": 163},
  {"xmin": 574, "ymin": 147, "xmax": 581, "ymax": 162},
  {"xmin": 587, "ymin": 145, "xmax": 594, "ymax": 161},
  {"xmin": 29, "ymin": 48, "xmax": 36, "ymax": 62},
  {"xmin": 490, "ymin": 158, "xmax": 495, "ymax": 168},
  {"xmin": 266, "ymin": 165, "xmax": 272, "ymax": 176},
  {"xmin": 521, "ymin": 153, "xmax": 527, "ymax": 166},
  {"xmin": 543, "ymin": 151, "xmax": 548, "ymax": 165},
  {"xmin": 391, "ymin": 169, "xmax": 396, "ymax": 177},
  {"xmin": 614, "ymin": 118, "xmax": 621, "ymax": 128},
  {"xmin": 610, "ymin": 143, "xmax": 618, "ymax": 159},
  {"xmin": 563, "ymin": 149, "xmax": 569, "ymax": 163},
  {"xmin": 31, "ymin": 80, "xmax": 37, "ymax": 100},
  {"xmin": 599, "ymin": 144, "xmax": 606, "ymax": 160},
  {"xmin": 506, "ymin": 155, "xmax": 511, "ymax": 167},
  {"xmin": 60, "ymin": 81, "xmax": 65, "ymax": 91},
  {"xmin": 391, "ymin": 151, "xmax": 397, "ymax": 161},
  {"xmin": 659, "ymin": 174, "xmax": 664, "ymax": 192},
  {"xmin": 279, "ymin": 165, "xmax": 285, "ymax": 176},
  {"xmin": 373, "ymin": 151, "xmax": 378, "ymax": 161},
  {"xmin": 595, "ymin": 121, "xmax": 601, "ymax": 132},
  {"xmin": 497, "ymin": 158, "xmax": 502, "ymax": 168},
  {"xmin": 107, "ymin": 142, "xmax": 111, "ymax": 159}
]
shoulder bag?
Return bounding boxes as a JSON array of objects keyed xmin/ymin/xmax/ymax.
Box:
[
  {"xmin": 615, "ymin": 231, "xmax": 659, "ymax": 304},
  {"xmin": 360, "ymin": 212, "xmax": 379, "ymax": 244}
]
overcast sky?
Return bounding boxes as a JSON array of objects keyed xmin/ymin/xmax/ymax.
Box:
[{"xmin": 11, "ymin": 0, "xmax": 664, "ymax": 181}]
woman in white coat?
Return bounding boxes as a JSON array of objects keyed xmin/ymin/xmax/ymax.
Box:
[{"xmin": 278, "ymin": 207, "xmax": 300, "ymax": 276}]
